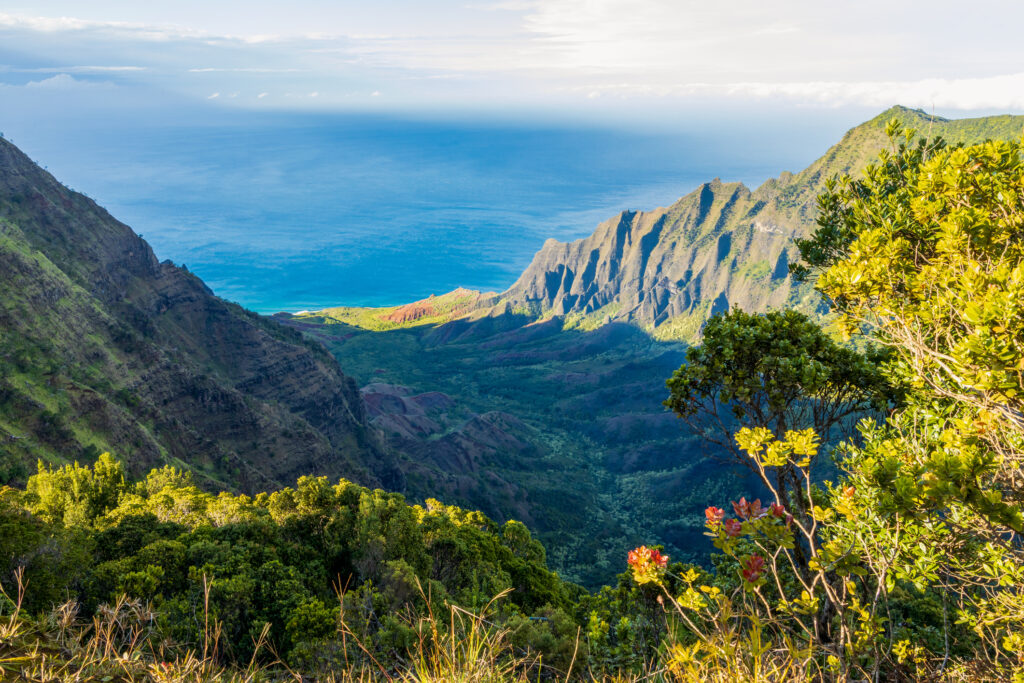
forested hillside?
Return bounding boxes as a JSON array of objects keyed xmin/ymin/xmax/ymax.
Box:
[
  {"xmin": 2, "ymin": 121, "xmax": 1023, "ymax": 682},
  {"xmin": 282, "ymin": 106, "xmax": 1024, "ymax": 586},
  {"xmin": 0, "ymin": 136, "xmax": 402, "ymax": 491}
]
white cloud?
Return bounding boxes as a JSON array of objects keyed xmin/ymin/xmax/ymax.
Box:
[
  {"xmin": 0, "ymin": 65, "xmax": 146, "ymax": 77},
  {"xmin": 1, "ymin": 3, "xmax": 1023, "ymax": 113},
  {"xmin": 0, "ymin": 13, "xmax": 106, "ymax": 32},
  {"xmin": 565, "ymin": 72, "xmax": 1024, "ymax": 111},
  {"xmin": 207, "ymin": 91, "xmax": 220, "ymax": 98},
  {"xmin": 514, "ymin": 0, "xmax": 798, "ymax": 74},
  {"xmin": 188, "ymin": 67, "xmax": 301, "ymax": 73},
  {"xmin": 735, "ymin": 74, "xmax": 1024, "ymax": 110},
  {"xmin": 471, "ymin": 1, "xmax": 537, "ymax": 10},
  {"xmin": 0, "ymin": 11, "xmax": 206, "ymax": 42},
  {"xmin": 24, "ymin": 73, "xmax": 113, "ymax": 89},
  {"xmin": 0, "ymin": 11, "xmax": 285, "ymax": 44}
]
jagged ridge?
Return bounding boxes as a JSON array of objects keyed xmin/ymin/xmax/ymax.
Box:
[{"xmin": 497, "ymin": 106, "xmax": 1024, "ymax": 338}]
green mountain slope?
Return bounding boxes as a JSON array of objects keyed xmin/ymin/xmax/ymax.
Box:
[
  {"xmin": 496, "ymin": 106, "xmax": 1024, "ymax": 339},
  {"xmin": 279, "ymin": 310, "xmax": 757, "ymax": 587},
  {"xmin": 285, "ymin": 106, "xmax": 1024, "ymax": 586},
  {"xmin": 0, "ymin": 136, "xmax": 400, "ymax": 490}
]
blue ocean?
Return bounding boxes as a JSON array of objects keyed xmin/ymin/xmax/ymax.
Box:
[{"xmin": 9, "ymin": 111, "xmax": 836, "ymax": 313}]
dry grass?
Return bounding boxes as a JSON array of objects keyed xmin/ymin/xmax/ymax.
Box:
[
  {"xmin": 1, "ymin": 571, "xmax": 1005, "ymax": 682},
  {"xmin": 0, "ymin": 573, "xmax": 550, "ymax": 683}
]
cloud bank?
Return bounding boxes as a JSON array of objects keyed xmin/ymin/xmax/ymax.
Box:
[{"xmin": 1, "ymin": 2, "xmax": 1023, "ymax": 114}]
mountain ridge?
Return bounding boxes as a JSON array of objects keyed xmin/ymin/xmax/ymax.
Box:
[
  {"xmin": 493, "ymin": 106, "xmax": 1024, "ymax": 337},
  {"xmin": 330, "ymin": 106, "xmax": 1023, "ymax": 340},
  {"xmin": 0, "ymin": 135, "xmax": 401, "ymax": 490}
]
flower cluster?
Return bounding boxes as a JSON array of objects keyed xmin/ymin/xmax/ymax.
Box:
[
  {"xmin": 732, "ymin": 497, "xmax": 765, "ymax": 519},
  {"xmin": 741, "ymin": 554, "xmax": 765, "ymax": 582},
  {"xmin": 627, "ymin": 545, "xmax": 668, "ymax": 585},
  {"xmin": 706, "ymin": 497, "xmax": 792, "ymax": 539},
  {"xmin": 701, "ymin": 497, "xmax": 795, "ymax": 588},
  {"xmin": 705, "ymin": 506, "xmax": 725, "ymax": 525}
]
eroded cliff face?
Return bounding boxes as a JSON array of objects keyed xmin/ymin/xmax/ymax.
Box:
[
  {"xmin": 502, "ymin": 178, "xmax": 799, "ymax": 333},
  {"xmin": 498, "ymin": 106, "xmax": 1024, "ymax": 339},
  {"xmin": 0, "ymin": 136, "xmax": 398, "ymax": 490}
]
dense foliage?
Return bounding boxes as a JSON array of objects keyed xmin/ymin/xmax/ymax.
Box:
[
  {"xmin": 630, "ymin": 125, "xmax": 1024, "ymax": 681},
  {"xmin": 1, "ymin": 455, "xmax": 588, "ymax": 676},
  {"xmin": 4, "ymin": 119, "xmax": 1024, "ymax": 681},
  {"xmin": 665, "ymin": 307, "xmax": 895, "ymax": 517}
]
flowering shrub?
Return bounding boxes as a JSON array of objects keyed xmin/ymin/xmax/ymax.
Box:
[
  {"xmin": 626, "ymin": 546, "xmax": 668, "ymax": 586},
  {"xmin": 633, "ymin": 127, "xmax": 1024, "ymax": 682},
  {"xmin": 624, "ymin": 427, "xmax": 888, "ymax": 681}
]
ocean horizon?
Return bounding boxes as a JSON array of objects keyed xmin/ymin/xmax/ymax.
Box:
[{"xmin": 6, "ymin": 110, "xmax": 837, "ymax": 314}]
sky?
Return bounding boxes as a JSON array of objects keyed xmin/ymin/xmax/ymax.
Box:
[{"xmin": 2, "ymin": 0, "xmax": 1024, "ymax": 122}]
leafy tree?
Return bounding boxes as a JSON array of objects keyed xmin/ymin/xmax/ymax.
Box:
[
  {"xmin": 790, "ymin": 121, "xmax": 950, "ymax": 284},
  {"xmin": 801, "ymin": 123, "xmax": 1024, "ymax": 673},
  {"xmin": 664, "ymin": 308, "xmax": 894, "ymax": 517},
  {"xmin": 25, "ymin": 452, "xmax": 127, "ymax": 527}
]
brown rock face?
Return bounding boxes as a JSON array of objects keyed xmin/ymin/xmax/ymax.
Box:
[
  {"xmin": 0, "ymin": 136, "xmax": 398, "ymax": 490},
  {"xmin": 381, "ymin": 288, "xmax": 493, "ymax": 324}
]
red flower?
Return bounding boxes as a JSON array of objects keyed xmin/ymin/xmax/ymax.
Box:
[
  {"xmin": 627, "ymin": 546, "xmax": 668, "ymax": 585},
  {"xmin": 705, "ymin": 506, "xmax": 725, "ymax": 526},
  {"xmin": 741, "ymin": 554, "xmax": 765, "ymax": 582},
  {"xmin": 732, "ymin": 497, "xmax": 764, "ymax": 520},
  {"xmin": 723, "ymin": 518, "xmax": 743, "ymax": 537},
  {"xmin": 770, "ymin": 502, "xmax": 794, "ymax": 525}
]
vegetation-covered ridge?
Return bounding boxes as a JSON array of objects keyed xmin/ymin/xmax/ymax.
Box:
[
  {"xmin": 0, "ymin": 134, "xmax": 407, "ymax": 494},
  {"xmin": 302, "ymin": 288, "xmax": 498, "ymax": 332},
  {"xmin": 0, "ymin": 454, "xmax": 589, "ymax": 679},
  {"xmin": 303, "ymin": 106, "xmax": 1024, "ymax": 342}
]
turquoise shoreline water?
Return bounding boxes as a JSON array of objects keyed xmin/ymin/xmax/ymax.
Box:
[{"xmin": 8, "ymin": 112, "xmax": 828, "ymax": 313}]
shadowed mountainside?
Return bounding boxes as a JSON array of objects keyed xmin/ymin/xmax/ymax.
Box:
[
  {"xmin": 279, "ymin": 310, "xmax": 757, "ymax": 586},
  {"xmin": 281, "ymin": 106, "xmax": 1024, "ymax": 585},
  {"xmin": 0, "ymin": 136, "xmax": 401, "ymax": 491}
]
